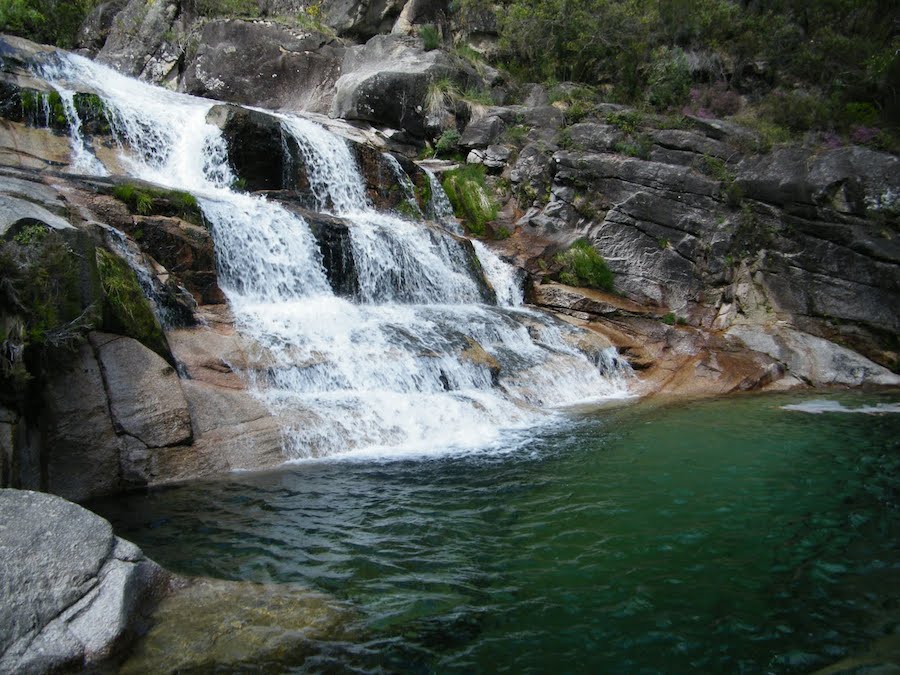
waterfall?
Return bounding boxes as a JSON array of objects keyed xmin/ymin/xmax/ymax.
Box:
[
  {"xmin": 36, "ymin": 51, "xmax": 631, "ymax": 460},
  {"xmin": 423, "ymin": 167, "xmax": 462, "ymax": 234},
  {"xmin": 472, "ymin": 241, "xmax": 524, "ymax": 307}
]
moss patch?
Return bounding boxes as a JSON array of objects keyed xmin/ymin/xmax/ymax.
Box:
[
  {"xmin": 112, "ymin": 184, "xmax": 202, "ymax": 226},
  {"xmin": 0, "ymin": 228, "xmax": 97, "ymax": 400},
  {"xmin": 95, "ymin": 249, "xmax": 167, "ymax": 357},
  {"xmin": 441, "ymin": 165, "xmax": 499, "ymax": 236},
  {"xmin": 554, "ymin": 239, "xmax": 614, "ymax": 291}
]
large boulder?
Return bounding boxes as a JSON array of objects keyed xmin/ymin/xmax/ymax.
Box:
[
  {"xmin": 727, "ymin": 324, "xmax": 900, "ymax": 387},
  {"xmin": 77, "ymin": 0, "xmax": 130, "ymax": 55},
  {"xmin": 206, "ymin": 104, "xmax": 300, "ymax": 192},
  {"xmin": 331, "ymin": 34, "xmax": 457, "ymax": 137},
  {"xmin": 96, "ymin": 0, "xmax": 184, "ymax": 85},
  {"xmin": 736, "ymin": 146, "xmax": 900, "ymax": 215},
  {"xmin": 182, "ymin": 19, "xmax": 345, "ymax": 114},
  {"xmin": 118, "ymin": 577, "xmax": 354, "ymax": 673},
  {"xmin": 0, "ymin": 489, "xmax": 170, "ymax": 674}
]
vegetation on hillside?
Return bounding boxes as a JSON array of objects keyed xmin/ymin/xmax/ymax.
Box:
[
  {"xmin": 0, "ymin": 0, "xmax": 99, "ymax": 49},
  {"xmin": 454, "ymin": 0, "xmax": 899, "ymax": 146}
]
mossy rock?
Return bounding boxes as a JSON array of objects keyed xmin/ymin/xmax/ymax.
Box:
[
  {"xmin": 111, "ymin": 183, "xmax": 203, "ymax": 226},
  {"xmin": 0, "ymin": 227, "xmax": 102, "ymax": 402},
  {"xmin": 95, "ymin": 248, "xmax": 168, "ymax": 358}
]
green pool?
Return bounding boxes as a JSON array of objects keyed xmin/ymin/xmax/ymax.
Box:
[{"xmin": 91, "ymin": 391, "xmax": 900, "ymax": 673}]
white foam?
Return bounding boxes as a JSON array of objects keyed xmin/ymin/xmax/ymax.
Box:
[{"xmin": 782, "ymin": 400, "xmax": 900, "ymax": 415}]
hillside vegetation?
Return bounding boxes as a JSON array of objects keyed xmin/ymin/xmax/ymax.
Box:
[{"xmin": 457, "ymin": 0, "xmax": 899, "ymax": 149}]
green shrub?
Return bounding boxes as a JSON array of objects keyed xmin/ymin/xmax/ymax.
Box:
[
  {"xmin": 426, "ymin": 77, "xmax": 460, "ymax": 115},
  {"xmin": 441, "ymin": 164, "xmax": 499, "ymax": 236},
  {"xmin": 646, "ymin": 46, "xmax": 692, "ymax": 111},
  {"xmin": 503, "ymin": 124, "xmax": 530, "ymax": 147},
  {"xmin": 554, "ymin": 239, "xmax": 614, "ymax": 291},
  {"xmin": 0, "ymin": 0, "xmax": 100, "ymax": 49},
  {"xmin": 605, "ymin": 111, "xmax": 643, "ymax": 134},
  {"xmin": 434, "ymin": 128, "xmax": 461, "ymax": 157},
  {"xmin": 419, "ymin": 24, "xmax": 441, "ymax": 51},
  {"xmin": 613, "ymin": 134, "xmax": 653, "ymax": 160},
  {"xmin": 12, "ymin": 223, "xmax": 48, "ymax": 246},
  {"xmin": 757, "ymin": 90, "xmax": 830, "ymax": 134}
]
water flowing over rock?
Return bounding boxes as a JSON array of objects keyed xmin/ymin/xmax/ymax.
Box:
[{"xmin": 0, "ymin": 37, "xmax": 631, "ymax": 495}]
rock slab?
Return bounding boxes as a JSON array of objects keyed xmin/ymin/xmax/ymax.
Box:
[{"xmin": 0, "ymin": 489, "xmax": 169, "ymax": 674}]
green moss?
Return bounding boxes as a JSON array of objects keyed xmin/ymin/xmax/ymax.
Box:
[
  {"xmin": 441, "ymin": 165, "xmax": 499, "ymax": 236},
  {"xmin": 95, "ymin": 249, "xmax": 167, "ymax": 356},
  {"xmin": 73, "ymin": 92, "xmax": 111, "ymax": 134},
  {"xmin": 395, "ymin": 199, "xmax": 421, "ymax": 220},
  {"xmin": 660, "ymin": 312, "xmax": 688, "ymax": 326},
  {"xmin": 415, "ymin": 174, "xmax": 433, "ymax": 211},
  {"xmin": 0, "ymin": 229, "xmax": 95, "ymax": 398},
  {"xmin": 193, "ymin": 0, "xmax": 258, "ymax": 17},
  {"xmin": 613, "ymin": 133, "xmax": 653, "ymax": 160},
  {"xmin": 554, "ymin": 239, "xmax": 614, "ymax": 291},
  {"xmin": 503, "ymin": 124, "xmax": 530, "ymax": 147},
  {"xmin": 112, "ymin": 183, "xmax": 202, "ymax": 225}
]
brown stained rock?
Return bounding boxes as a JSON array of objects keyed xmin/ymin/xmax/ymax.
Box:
[
  {"xmin": 532, "ymin": 282, "xmax": 665, "ymax": 320},
  {"xmin": 92, "ymin": 333, "xmax": 192, "ymax": 448},
  {"xmin": 460, "ymin": 336, "xmax": 501, "ymax": 383},
  {"xmin": 166, "ymin": 326, "xmax": 257, "ymax": 390},
  {"xmin": 128, "ymin": 215, "xmax": 224, "ymax": 305},
  {"xmin": 180, "ymin": 380, "xmax": 270, "ymax": 436},
  {"xmin": 150, "ymin": 416, "xmax": 286, "ymax": 485},
  {"xmin": 118, "ymin": 577, "xmax": 354, "ymax": 674},
  {"xmin": 559, "ymin": 313, "xmax": 787, "ymax": 399},
  {"xmin": 0, "ymin": 120, "xmax": 71, "ymax": 170}
]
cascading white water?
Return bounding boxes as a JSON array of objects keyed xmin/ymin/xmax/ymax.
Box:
[
  {"xmin": 36, "ymin": 51, "xmax": 631, "ymax": 460},
  {"xmin": 423, "ymin": 167, "xmax": 462, "ymax": 234},
  {"xmin": 472, "ymin": 241, "xmax": 524, "ymax": 307}
]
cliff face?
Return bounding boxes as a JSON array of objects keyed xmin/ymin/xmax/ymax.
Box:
[{"xmin": 0, "ymin": 0, "xmax": 897, "ymax": 500}]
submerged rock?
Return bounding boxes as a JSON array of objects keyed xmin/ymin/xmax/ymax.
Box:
[
  {"xmin": 118, "ymin": 577, "xmax": 355, "ymax": 674},
  {"xmin": 0, "ymin": 489, "xmax": 170, "ymax": 674}
]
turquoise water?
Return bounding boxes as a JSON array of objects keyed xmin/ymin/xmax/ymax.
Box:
[{"xmin": 92, "ymin": 391, "xmax": 900, "ymax": 673}]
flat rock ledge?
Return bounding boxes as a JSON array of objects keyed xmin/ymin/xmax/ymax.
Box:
[{"xmin": 0, "ymin": 489, "xmax": 170, "ymax": 674}]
